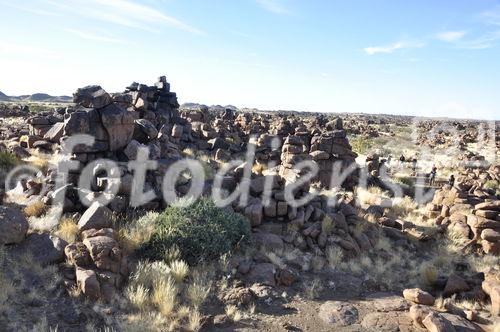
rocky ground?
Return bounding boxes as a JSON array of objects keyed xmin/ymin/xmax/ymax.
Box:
[{"xmin": 0, "ymin": 76, "xmax": 499, "ymax": 331}]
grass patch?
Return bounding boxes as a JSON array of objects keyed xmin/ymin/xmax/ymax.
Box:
[
  {"xmin": 55, "ymin": 217, "xmax": 79, "ymax": 243},
  {"xmin": 24, "ymin": 201, "xmax": 47, "ymax": 218},
  {"xmin": 0, "ymin": 151, "xmax": 20, "ymax": 171},
  {"xmin": 141, "ymin": 197, "xmax": 251, "ymax": 265},
  {"xmin": 350, "ymin": 136, "xmax": 373, "ymax": 155}
]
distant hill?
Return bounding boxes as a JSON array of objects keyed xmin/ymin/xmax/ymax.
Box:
[
  {"xmin": 181, "ymin": 102, "xmax": 238, "ymax": 112},
  {"xmin": 0, "ymin": 90, "xmax": 72, "ymax": 103},
  {"xmin": 0, "ymin": 90, "xmax": 10, "ymax": 101}
]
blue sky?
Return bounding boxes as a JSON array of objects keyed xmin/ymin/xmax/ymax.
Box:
[{"xmin": 0, "ymin": 0, "xmax": 499, "ymax": 120}]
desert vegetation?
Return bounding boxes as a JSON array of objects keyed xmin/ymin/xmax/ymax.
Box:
[{"xmin": 0, "ymin": 77, "xmax": 498, "ymax": 332}]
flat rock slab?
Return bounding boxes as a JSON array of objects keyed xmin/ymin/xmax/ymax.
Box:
[
  {"xmin": 11, "ymin": 232, "xmax": 67, "ymax": 266},
  {"xmin": 361, "ymin": 311, "xmax": 416, "ymax": 332},
  {"xmin": 364, "ymin": 293, "xmax": 411, "ymax": 312},
  {"xmin": 319, "ymin": 301, "xmax": 359, "ymax": 326}
]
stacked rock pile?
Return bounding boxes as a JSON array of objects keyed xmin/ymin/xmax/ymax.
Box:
[
  {"xmin": 310, "ymin": 118, "xmax": 358, "ymax": 189},
  {"xmin": 429, "ymin": 164, "xmax": 500, "ymax": 255}
]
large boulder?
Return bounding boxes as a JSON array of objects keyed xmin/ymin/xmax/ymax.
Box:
[
  {"xmin": 0, "ymin": 206, "xmax": 29, "ymax": 245},
  {"xmin": 73, "ymin": 85, "xmax": 112, "ymax": 109},
  {"xmin": 83, "ymin": 235, "xmax": 122, "ymax": 273},
  {"xmin": 78, "ymin": 203, "xmax": 113, "ymax": 231},
  {"xmin": 99, "ymin": 103, "xmax": 137, "ymax": 151},
  {"xmin": 422, "ymin": 312, "xmax": 456, "ymax": 332},
  {"xmin": 403, "ymin": 288, "xmax": 435, "ymax": 305},
  {"xmin": 246, "ymin": 263, "xmax": 276, "ymax": 286},
  {"xmin": 12, "ymin": 233, "xmax": 67, "ymax": 266},
  {"xmin": 76, "ymin": 267, "xmax": 101, "ymax": 300},
  {"xmin": 65, "ymin": 242, "xmax": 92, "ymax": 267},
  {"xmin": 444, "ymin": 274, "xmax": 470, "ymax": 297}
]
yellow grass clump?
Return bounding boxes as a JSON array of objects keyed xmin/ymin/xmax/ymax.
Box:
[
  {"xmin": 24, "ymin": 201, "xmax": 47, "ymax": 218},
  {"xmin": 56, "ymin": 217, "xmax": 79, "ymax": 243}
]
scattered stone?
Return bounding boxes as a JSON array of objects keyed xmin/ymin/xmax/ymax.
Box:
[
  {"xmin": 318, "ymin": 301, "xmax": 359, "ymax": 326},
  {"xmin": 403, "ymin": 288, "xmax": 435, "ymax": 305},
  {"xmin": 78, "ymin": 203, "xmax": 113, "ymax": 231},
  {"xmin": 0, "ymin": 206, "xmax": 28, "ymax": 245}
]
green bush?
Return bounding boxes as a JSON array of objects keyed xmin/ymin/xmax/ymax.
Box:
[
  {"xmin": 0, "ymin": 151, "xmax": 19, "ymax": 171},
  {"xmin": 350, "ymin": 136, "xmax": 373, "ymax": 155},
  {"xmin": 396, "ymin": 176, "xmax": 415, "ymax": 188},
  {"xmin": 141, "ymin": 197, "xmax": 251, "ymax": 265}
]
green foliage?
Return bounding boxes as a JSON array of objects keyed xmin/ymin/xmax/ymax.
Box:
[
  {"xmin": 396, "ymin": 176, "xmax": 415, "ymax": 188},
  {"xmin": 141, "ymin": 197, "xmax": 251, "ymax": 265},
  {"xmin": 27, "ymin": 103, "xmax": 52, "ymax": 113},
  {"xmin": 350, "ymin": 136, "xmax": 373, "ymax": 155},
  {"xmin": 484, "ymin": 180, "xmax": 499, "ymax": 191},
  {"xmin": 484, "ymin": 180, "xmax": 500, "ymax": 197},
  {"xmin": 0, "ymin": 151, "xmax": 19, "ymax": 171}
]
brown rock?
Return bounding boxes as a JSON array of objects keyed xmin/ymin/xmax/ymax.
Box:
[
  {"xmin": 318, "ymin": 301, "xmax": 358, "ymax": 326},
  {"xmin": 482, "ymin": 279, "xmax": 500, "ymax": 316},
  {"xmin": 481, "ymin": 228, "xmax": 500, "ymax": 242},
  {"xmin": 403, "ymin": 288, "xmax": 435, "ymax": 305},
  {"xmin": 76, "ymin": 267, "xmax": 100, "ymax": 300},
  {"xmin": 83, "ymin": 236, "xmax": 122, "ymax": 273},
  {"xmin": 78, "ymin": 203, "xmax": 113, "ymax": 231},
  {"xmin": 246, "ymin": 263, "xmax": 276, "ymax": 286},
  {"xmin": 409, "ymin": 304, "xmax": 433, "ymax": 327},
  {"xmin": 276, "ymin": 269, "xmax": 296, "ymax": 286},
  {"xmin": 444, "ymin": 274, "xmax": 470, "ymax": 297},
  {"xmin": 475, "ymin": 201, "xmax": 500, "ymax": 211},
  {"xmin": 422, "ymin": 312, "xmax": 456, "ymax": 332},
  {"xmin": 0, "ymin": 206, "xmax": 28, "ymax": 245},
  {"xmin": 222, "ymin": 287, "xmax": 255, "ymax": 305},
  {"xmin": 65, "ymin": 242, "xmax": 92, "ymax": 267},
  {"xmin": 482, "ymin": 240, "xmax": 500, "ymax": 255}
]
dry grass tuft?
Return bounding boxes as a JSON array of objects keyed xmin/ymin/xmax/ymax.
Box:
[
  {"xmin": 56, "ymin": 217, "xmax": 79, "ymax": 243},
  {"xmin": 420, "ymin": 263, "xmax": 438, "ymax": 286},
  {"xmin": 225, "ymin": 304, "xmax": 243, "ymax": 322},
  {"xmin": 187, "ymin": 310, "xmax": 202, "ymax": 331},
  {"xmin": 303, "ymin": 278, "xmax": 324, "ymax": 300},
  {"xmin": 24, "ymin": 201, "xmax": 47, "ymax": 218},
  {"xmin": 321, "ymin": 215, "xmax": 334, "ymax": 235},
  {"xmin": 118, "ymin": 212, "xmax": 158, "ymax": 253},
  {"xmin": 152, "ymin": 277, "xmax": 178, "ymax": 317},
  {"xmin": 186, "ymin": 282, "xmax": 210, "ymax": 309},
  {"xmin": 169, "ymin": 260, "xmax": 189, "ymax": 283},
  {"xmin": 326, "ymin": 246, "xmax": 343, "ymax": 269},
  {"xmin": 125, "ymin": 284, "xmax": 150, "ymax": 311}
]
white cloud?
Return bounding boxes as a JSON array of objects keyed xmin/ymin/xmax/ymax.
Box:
[
  {"xmin": 47, "ymin": 0, "xmax": 204, "ymax": 34},
  {"xmin": 458, "ymin": 30, "xmax": 500, "ymax": 49},
  {"xmin": 435, "ymin": 31, "xmax": 466, "ymax": 42},
  {"xmin": 480, "ymin": 6, "xmax": 500, "ymax": 26},
  {"xmin": 363, "ymin": 41, "xmax": 424, "ymax": 55},
  {"xmin": 256, "ymin": 0, "xmax": 289, "ymax": 14},
  {"xmin": 64, "ymin": 29, "xmax": 127, "ymax": 44}
]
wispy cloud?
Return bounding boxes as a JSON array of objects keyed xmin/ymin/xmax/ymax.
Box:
[
  {"xmin": 458, "ymin": 31, "xmax": 500, "ymax": 49},
  {"xmin": 480, "ymin": 6, "xmax": 500, "ymax": 26},
  {"xmin": 363, "ymin": 41, "xmax": 424, "ymax": 55},
  {"xmin": 435, "ymin": 31, "xmax": 467, "ymax": 42},
  {"xmin": 47, "ymin": 0, "xmax": 204, "ymax": 34},
  {"xmin": 1, "ymin": 2, "xmax": 59, "ymax": 16},
  {"xmin": 255, "ymin": 0, "xmax": 289, "ymax": 15},
  {"xmin": 64, "ymin": 28, "xmax": 128, "ymax": 44}
]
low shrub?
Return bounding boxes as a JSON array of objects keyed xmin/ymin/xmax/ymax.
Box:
[
  {"xmin": 350, "ymin": 136, "xmax": 372, "ymax": 155},
  {"xmin": 141, "ymin": 197, "xmax": 251, "ymax": 265},
  {"xmin": 0, "ymin": 151, "xmax": 19, "ymax": 171}
]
